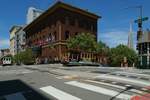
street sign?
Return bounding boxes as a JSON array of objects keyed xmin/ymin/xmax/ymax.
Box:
[{"xmin": 134, "ymin": 17, "xmax": 148, "ymax": 23}]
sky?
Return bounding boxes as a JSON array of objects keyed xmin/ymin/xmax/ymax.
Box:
[{"xmin": 0, "ymin": 0, "xmax": 150, "ymax": 49}]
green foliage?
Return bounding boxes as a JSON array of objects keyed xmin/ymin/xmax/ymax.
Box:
[
  {"xmin": 67, "ymin": 33, "xmax": 109, "ymax": 53},
  {"xmin": 14, "ymin": 48, "xmax": 35, "ymax": 65},
  {"xmin": 67, "ymin": 33, "xmax": 97, "ymax": 52},
  {"xmin": 96, "ymin": 41, "xmax": 109, "ymax": 55},
  {"xmin": 109, "ymin": 44, "xmax": 138, "ymax": 67},
  {"xmin": 67, "ymin": 33, "xmax": 138, "ymax": 67},
  {"xmin": 13, "ymin": 53, "xmax": 21, "ymax": 64}
]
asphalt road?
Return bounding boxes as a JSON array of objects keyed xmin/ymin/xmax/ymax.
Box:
[{"xmin": 0, "ymin": 65, "xmax": 150, "ymax": 100}]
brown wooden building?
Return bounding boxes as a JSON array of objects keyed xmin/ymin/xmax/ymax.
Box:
[{"xmin": 24, "ymin": 2, "xmax": 101, "ymax": 62}]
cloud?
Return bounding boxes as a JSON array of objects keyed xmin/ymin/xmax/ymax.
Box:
[
  {"xmin": 0, "ymin": 39, "xmax": 9, "ymax": 49},
  {"xmin": 99, "ymin": 30, "xmax": 134, "ymax": 48}
]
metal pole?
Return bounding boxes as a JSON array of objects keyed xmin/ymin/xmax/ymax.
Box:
[{"xmin": 140, "ymin": 5, "xmax": 143, "ymax": 19}]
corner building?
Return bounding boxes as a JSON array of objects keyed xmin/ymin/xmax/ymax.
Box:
[{"xmin": 24, "ymin": 2, "xmax": 100, "ymax": 62}]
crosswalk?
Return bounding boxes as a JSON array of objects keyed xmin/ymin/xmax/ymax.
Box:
[
  {"xmin": 65, "ymin": 81, "xmax": 132, "ymax": 100},
  {"xmin": 40, "ymin": 86, "xmax": 82, "ymax": 100},
  {"xmin": 95, "ymin": 74, "xmax": 150, "ymax": 87},
  {"xmin": 39, "ymin": 81, "xmax": 141, "ymax": 100},
  {"xmin": 1, "ymin": 80, "xmax": 148, "ymax": 100}
]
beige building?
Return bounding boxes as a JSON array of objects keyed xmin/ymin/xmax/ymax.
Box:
[
  {"xmin": 9, "ymin": 26, "xmax": 21, "ymax": 56},
  {"xmin": 0, "ymin": 49, "xmax": 10, "ymax": 57}
]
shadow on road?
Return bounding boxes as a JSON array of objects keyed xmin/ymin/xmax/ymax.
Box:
[{"xmin": 0, "ymin": 79, "xmax": 51, "ymax": 100}]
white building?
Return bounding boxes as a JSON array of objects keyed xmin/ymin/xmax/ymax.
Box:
[
  {"xmin": 9, "ymin": 26, "xmax": 22, "ymax": 56},
  {"xmin": 0, "ymin": 49, "xmax": 10, "ymax": 57},
  {"xmin": 27, "ymin": 7, "xmax": 43, "ymax": 24},
  {"xmin": 15, "ymin": 26, "xmax": 26, "ymax": 54}
]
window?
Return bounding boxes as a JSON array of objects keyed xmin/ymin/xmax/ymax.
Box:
[
  {"xmin": 75, "ymin": 32, "xmax": 78, "ymax": 36},
  {"xmin": 70, "ymin": 17, "xmax": 75, "ymax": 26},
  {"xmin": 48, "ymin": 33, "xmax": 52, "ymax": 42},
  {"xmin": 91, "ymin": 24, "xmax": 94, "ymax": 31},
  {"xmin": 53, "ymin": 31, "xmax": 56, "ymax": 41},
  {"xmin": 43, "ymin": 35, "xmax": 45, "ymax": 39},
  {"xmin": 65, "ymin": 17, "xmax": 69, "ymax": 25},
  {"xmin": 65, "ymin": 31, "xmax": 70, "ymax": 40},
  {"xmin": 79, "ymin": 19, "xmax": 84, "ymax": 28}
]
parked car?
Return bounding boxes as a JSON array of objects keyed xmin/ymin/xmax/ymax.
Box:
[
  {"xmin": 63, "ymin": 59, "xmax": 100, "ymax": 66},
  {"xmin": 79, "ymin": 61, "xmax": 100, "ymax": 66}
]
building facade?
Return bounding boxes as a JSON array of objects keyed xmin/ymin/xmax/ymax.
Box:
[
  {"xmin": 0, "ymin": 49, "xmax": 11, "ymax": 65},
  {"xmin": 24, "ymin": 2, "xmax": 100, "ymax": 63},
  {"xmin": 0, "ymin": 49, "xmax": 10, "ymax": 57},
  {"xmin": 137, "ymin": 29, "xmax": 150, "ymax": 68},
  {"xmin": 27, "ymin": 7, "xmax": 43, "ymax": 24},
  {"xmin": 9, "ymin": 26, "xmax": 22, "ymax": 56},
  {"xmin": 127, "ymin": 21, "xmax": 133, "ymax": 49},
  {"xmin": 15, "ymin": 26, "xmax": 26, "ymax": 54}
]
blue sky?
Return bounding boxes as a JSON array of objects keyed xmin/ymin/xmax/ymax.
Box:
[{"xmin": 0, "ymin": 0, "xmax": 150, "ymax": 49}]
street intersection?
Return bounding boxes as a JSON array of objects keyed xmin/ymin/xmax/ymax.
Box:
[{"xmin": 0, "ymin": 64, "xmax": 150, "ymax": 100}]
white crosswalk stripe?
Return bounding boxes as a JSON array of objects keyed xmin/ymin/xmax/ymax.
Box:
[
  {"xmin": 65, "ymin": 81, "xmax": 132, "ymax": 100},
  {"xmin": 95, "ymin": 75, "xmax": 150, "ymax": 86},
  {"xmin": 85, "ymin": 80, "xmax": 144, "ymax": 94},
  {"xmin": 40, "ymin": 86, "xmax": 82, "ymax": 100},
  {"xmin": 2, "ymin": 80, "xmax": 142, "ymax": 100}
]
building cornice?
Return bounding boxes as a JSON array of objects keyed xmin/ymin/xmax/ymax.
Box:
[{"xmin": 24, "ymin": 1, "xmax": 101, "ymax": 31}]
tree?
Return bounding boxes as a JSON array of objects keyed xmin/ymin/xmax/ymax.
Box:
[
  {"xmin": 109, "ymin": 44, "xmax": 138, "ymax": 67},
  {"xmin": 14, "ymin": 48, "xmax": 35, "ymax": 65},
  {"xmin": 13, "ymin": 53, "xmax": 22, "ymax": 64},
  {"xmin": 67, "ymin": 33, "xmax": 97, "ymax": 52},
  {"xmin": 96, "ymin": 41, "xmax": 109, "ymax": 55},
  {"xmin": 21, "ymin": 48, "xmax": 35, "ymax": 65}
]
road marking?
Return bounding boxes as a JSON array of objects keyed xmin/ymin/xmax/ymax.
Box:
[
  {"xmin": 85, "ymin": 80, "xmax": 125, "ymax": 89},
  {"xmin": 65, "ymin": 81, "xmax": 132, "ymax": 99},
  {"xmin": 111, "ymin": 81, "xmax": 117, "ymax": 84},
  {"xmin": 96, "ymin": 75, "xmax": 150, "ymax": 86},
  {"xmin": 141, "ymin": 88, "xmax": 148, "ymax": 91},
  {"xmin": 125, "ymin": 85, "xmax": 132, "ymax": 87},
  {"xmin": 5, "ymin": 92, "xmax": 26, "ymax": 100},
  {"xmin": 85, "ymin": 80, "xmax": 144, "ymax": 94},
  {"xmin": 115, "ymin": 71, "xmax": 150, "ymax": 78},
  {"xmin": 40, "ymin": 86, "xmax": 82, "ymax": 100},
  {"xmin": 56, "ymin": 75, "xmax": 79, "ymax": 79},
  {"xmin": 56, "ymin": 76, "xmax": 63, "ymax": 79}
]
